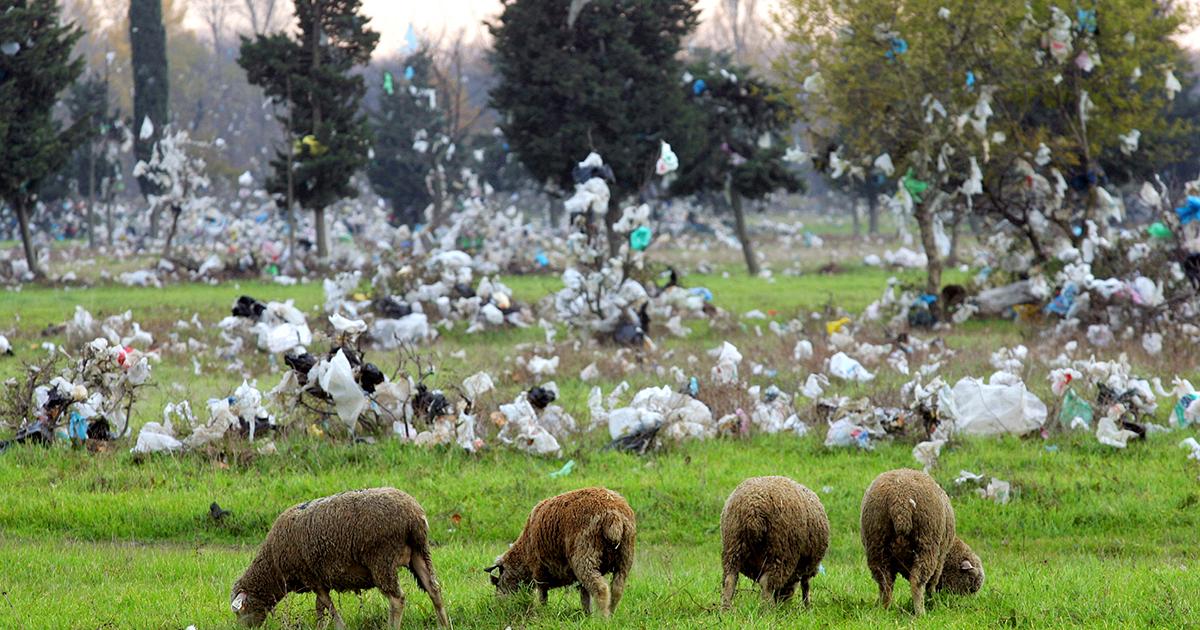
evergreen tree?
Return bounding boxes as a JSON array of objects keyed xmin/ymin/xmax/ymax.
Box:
[
  {"xmin": 0, "ymin": 0, "xmax": 85, "ymax": 277},
  {"xmin": 39, "ymin": 76, "xmax": 122, "ymax": 249},
  {"xmin": 368, "ymin": 49, "xmax": 450, "ymax": 228},
  {"xmin": 238, "ymin": 0, "xmax": 379, "ymax": 259},
  {"xmin": 129, "ymin": 0, "xmax": 169, "ymax": 209},
  {"xmin": 672, "ymin": 53, "xmax": 800, "ymax": 275},
  {"xmin": 489, "ymin": 0, "xmax": 699, "ymax": 255}
]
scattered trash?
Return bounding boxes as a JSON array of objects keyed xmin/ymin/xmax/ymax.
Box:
[{"xmin": 549, "ymin": 460, "xmax": 576, "ymax": 478}]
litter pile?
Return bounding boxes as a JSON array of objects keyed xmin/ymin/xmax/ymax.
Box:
[{"xmin": 1, "ymin": 338, "xmax": 153, "ymax": 451}]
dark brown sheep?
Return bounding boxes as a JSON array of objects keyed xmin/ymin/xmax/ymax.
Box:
[
  {"xmin": 230, "ymin": 487, "xmax": 450, "ymax": 629},
  {"xmin": 860, "ymin": 468, "xmax": 984, "ymax": 616},
  {"xmin": 719, "ymin": 476, "xmax": 830, "ymax": 609},
  {"xmin": 486, "ymin": 487, "xmax": 636, "ymax": 618}
]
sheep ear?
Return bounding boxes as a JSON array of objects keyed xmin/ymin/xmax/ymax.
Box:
[
  {"xmin": 231, "ymin": 592, "xmax": 247, "ymax": 611},
  {"xmin": 960, "ymin": 560, "xmax": 974, "ymax": 571},
  {"xmin": 483, "ymin": 564, "xmax": 500, "ymax": 574}
]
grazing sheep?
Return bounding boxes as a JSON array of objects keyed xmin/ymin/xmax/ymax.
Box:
[
  {"xmin": 860, "ymin": 469, "xmax": 984, "ymax": 616},
  {"xmin": 719, "ymin": 476, "xmax": 830, "ymax": 609},
  {"xmin": 230, "ymin": 487, "xmax": 450, "ymax": 629},
  {"xmin": 486, "ymin": 487, "xmax": 636, "ymax": 618}
]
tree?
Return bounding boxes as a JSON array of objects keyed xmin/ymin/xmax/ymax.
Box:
[
  {"xmin": 133, "ymin": 128, "xmax": 213, "ymax": 259},
  {"xmin": 238, "ymin": 0, "xmax": 379, "ymax": 259},
  {"xmin": 780, "ymin": 0, "xmax": 1191, "ymax": 295},
  {"xmin": 489, "ymin": 0, "xmax": 700, "ymax": 257},
  {"xmin": 37, "ymin": 75, "xmax": 121, "ymax": 249},
  {"xmin": 672, "ymin": 53, "xmax": 801, "ymax": 275},
  {"xmin": 0, "ymin": 0, "xmax": 85, "ymax": 277},
  {"xmin": 129, "ymin": 0, "xmax": 170, "ymax": 236},
  {"xmin": 368, "ymin": 49, "xmax": 449, "ymax": 227}
]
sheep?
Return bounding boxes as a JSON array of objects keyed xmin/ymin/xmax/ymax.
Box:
[
  {"xmin": 859, "ymin": 468, "xmax": 984, "ymax": 616},
  {"xmin": 719, "ymin": 476, "xmax": 830, "ymax": 610},
  {"xmin": 230, "ymin": 487, "xmax": 450, "ymax": 629},
  {"xmin": 485, "ymin": 487, "xmax": 636, "ymax": 618}
]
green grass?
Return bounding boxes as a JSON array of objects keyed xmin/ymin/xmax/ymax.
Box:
[
  {"xmin": 1, "ymin": 262, "xmax": 1198, "ymax": 628},
  {"xmin": 1, "ymin": 435, "xmax": 1198, "ymax": 628}
]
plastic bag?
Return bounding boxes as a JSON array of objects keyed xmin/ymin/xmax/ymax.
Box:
[
  {"xmin": 1058, "ymin": 389, "xmax": 1093, "ymax": 429},
  {"xmin": 318, "ymin": 350, "xmax": 368, "ymax": 430},
  {"xmin": 913, "ymin": 439, "xmax": 946, "ymax": 472},
  {"xmin": 829, "ymin": 352, "xmax": 875, "ymax": 382},
  {"xmin": 824, "ymin": 418, "xmax": 872, "ymax": 449},
  {"xmin": 131, "ymin": 422, "xmax": 183, "ymax": 454},
  {"xmin": 950, "ymin": 377, "xmax": 1047, "ymax": 436},
  {"xmin": 1096, "ymin": 414, "xmax": 1138, "ymax": 448}
]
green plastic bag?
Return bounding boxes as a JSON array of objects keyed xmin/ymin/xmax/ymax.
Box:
[
  {"xmin": 1058, "ymin": 388, "xmax": 1093, "ymax": 429},
  {"xmin": 1175, "ymin": 394, "xmax": 1197, "ymax": 428},
  {"xmin": 1147, "ymin": 222, "xmax": 1172, "ymax": 239},
  {"xmin": 630, "ymin": 226, "xmax": 652, "ymax": 251},
  {"xmin": 902, "ymin": 168, "xmax": 928, "ymax": 203}
]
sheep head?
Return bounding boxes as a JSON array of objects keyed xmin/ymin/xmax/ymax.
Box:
[
  {"xmin": 936, "ymin": 537, "xmax": 985, "ymax": 595},
  {"xmin": 485, "ymin": 551, "xmax": 533, "ymax": 595},
  {"xmin": 230, "ymin": 588, "xmax": 270, "ymax": 627}
]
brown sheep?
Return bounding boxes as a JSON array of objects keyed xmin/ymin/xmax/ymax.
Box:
[
  {"xmin": 485, "ymin": 487, "xmax": 636, "ymax": 618},
  {"xmin": 230, "ymin": 487, "xmax": 450, "ymax": 629},
  {"xmin": 859, "ymin": 468, "xmax": 984, "ymax": 616},
  {"xmin": 719, "ymin": 476, "xmax": 830, "ymax": 609}
]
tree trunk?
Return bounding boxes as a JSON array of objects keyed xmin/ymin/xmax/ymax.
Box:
[
  {"xmin": 868, "ymin": 196, "xmax": 880, "ymax": 234},
  {"xmin": 314, "ymin": 206, "xmax": 328, "ymax": 259},
  {"xmin": 149, "ymin": 204, "xmax": 160, "ymax": 240},
  {"xmin": 851, "ymin": 199, "xmax": 861, "ymax": 237},
  {"xmin": 605, "ymin": 199, "xmax": 620, "ymax": 260},
  {"xmin": 731, "ymin": 189, "xmax": 759, "ymax": 276},
  {"xmin": 105, "ymin": 197, "xmax": 114, "ymax": 248},
  {"xmin": 946, "ymin": 212, "xmax": 962, "ymax": 267},
  {"xmin": 14, "ymin": 197, "xmax": 42, "ymax": 278},
  {"xmin": 161, "ymin": 205, "xmax": 181, "ymax": 259},
  {"xmin": 87, "ymin": 145, "xmax": 97, "ymax": 249},
  {"xmin": 914, "ymin": 193, "xmax": 944, "ymax": 299}
]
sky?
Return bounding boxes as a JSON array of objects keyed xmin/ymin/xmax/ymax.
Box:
[{"xmin": 188, "ymin": 1, "xmax": 1200, "ymax": 58}]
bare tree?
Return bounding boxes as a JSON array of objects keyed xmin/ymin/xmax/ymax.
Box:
[
  {"xmin": 240, "ymin": 0, "xmax": 283, "ymax": 35},
  {"xmin": 199, "ymin": 0, "xmax": 233, "ymax": 50}
]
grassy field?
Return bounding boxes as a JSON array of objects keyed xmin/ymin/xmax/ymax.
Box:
[{"xmin": 1, "ymin": 255, "xmax": 1198, "ymax": 628}]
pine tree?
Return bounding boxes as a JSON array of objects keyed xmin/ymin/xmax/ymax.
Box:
[
  {"xmin": 489, "ymin": 0, "xmax": 699, "ymax": 256},
  {"xmin": 238, "ymin": 0, "xmax": 379, "ymax": 259},
  {"xmin": 367, "ymin": 49, "xmax": 451, "ymax": 228},
  {"xmin": 129, "ymin": 0, "xmax": 169, "ymax": 236},
  {"xmin": 0, "ymin": 0, "xmax": 85, "ymax": 277},
  {"xmin": 672, "ymin": 53, "xmax": 801, "ymax": 275}
]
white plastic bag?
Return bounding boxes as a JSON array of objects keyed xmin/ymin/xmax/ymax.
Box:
[
  {"xmin": 318, "ymin": 350, "xmax": 368, "ymax": 430},
  {"xmin": 829, "ymin": 352, "xmax": 875, "ymax": 382},
  {"xmin": 950, "ymin": 377, "xmax": 1047, "ymax": 436}
]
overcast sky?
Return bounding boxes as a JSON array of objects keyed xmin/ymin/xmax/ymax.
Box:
[{"xmin": 190, "ymin": 1, "xmax": 1200, "ymax": 59}]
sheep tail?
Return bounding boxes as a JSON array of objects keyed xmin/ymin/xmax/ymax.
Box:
[
  {"xmin": 599, "ymin": 511, "xmax": 626, "ymax": 547},
  {"xmin": 890, "ymin": 494, "xmax": 914, "ymax": 538}
]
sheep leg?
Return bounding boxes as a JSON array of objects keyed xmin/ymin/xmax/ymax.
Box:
[
  {"xmin": 609, "ymin": 570, "xmax": 628, "ymax": 613},
  {"xmin": 870, "ymin": 566, "xmax": 894, "ymax": 609},
  {"xmin": 720, "ymin": 570, "xmax": 738, "ymax": 611},
  {"xmin": 909, "ymin": 559, "xmax": 937, "ymax": 616},
  {"xmin": 385, "ymin": 592, "xmax": 407, "ymax": 630},
  {"xmin": 800, "ymin": 576, "xmax": 812, "ymax": 608},
  {"xmin": 579, "ymin": 585, "xmax": 592, "ymax": 614},
  {"xmin": 315, "ymin": 590, "xmax": 346, "ymax": 630},
  {"xmin": 368, "ymin": 559, "xmax": 406, "ymax": 629},
  {"xmin": 537, "ymin": 585, "xmax": 549, "ymax": 605},
  {"xmin": 410, "ymin": 551, "xmax": 451, "ymax": 628},
  {"xmin": 576, "ymin": 570, "xmax": 611, "ymax": 617}
]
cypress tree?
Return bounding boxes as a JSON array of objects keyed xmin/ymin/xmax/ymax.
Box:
[{"xmin": 129, "ymin": 0, "xmax": 169, "ymax": 212}]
